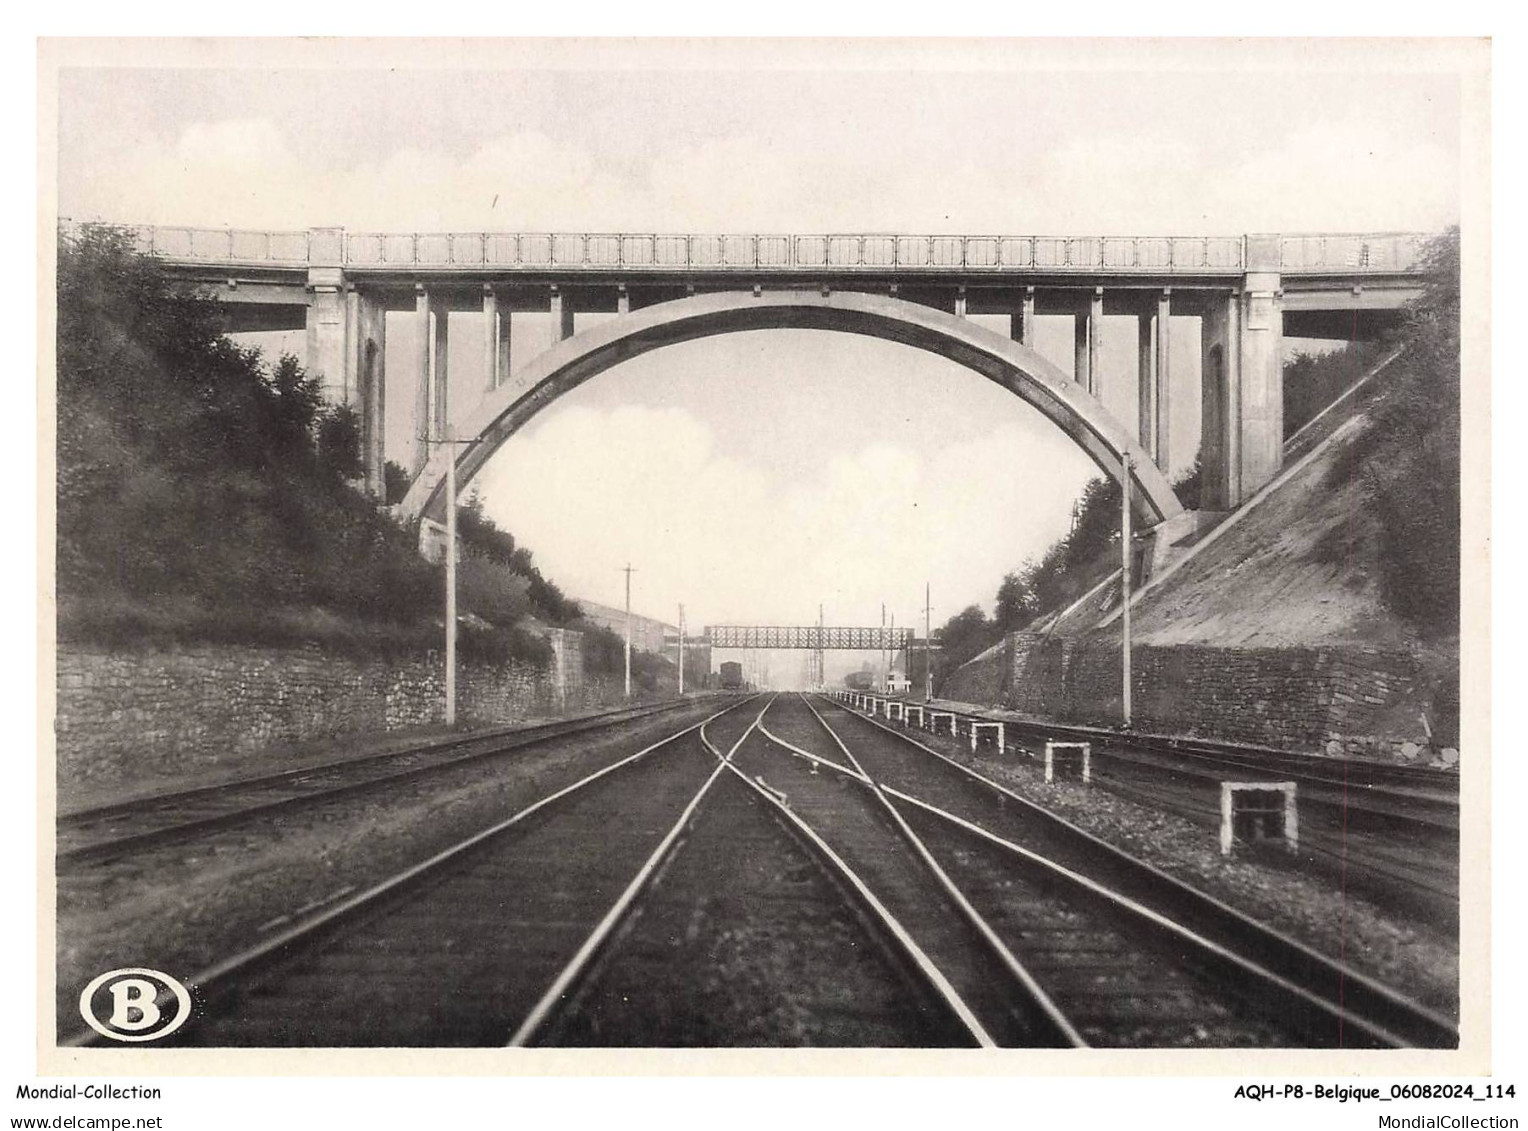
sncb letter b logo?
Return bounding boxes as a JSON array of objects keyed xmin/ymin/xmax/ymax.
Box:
[{"xmin": 79, "ymin": 968, "xmax": 191, "ymax": 1042}]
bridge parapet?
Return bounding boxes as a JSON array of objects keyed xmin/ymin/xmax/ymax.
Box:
[{"xmin": 58, "ymin": 220, "xmax": 1429, "ymax": 277}]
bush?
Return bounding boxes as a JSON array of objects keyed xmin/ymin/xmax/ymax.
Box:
[
  {"xmin": 1284, "ymin": 345, "xmax": 1373, "ymax": 437},
  {"xmin": 55, "ymin": 225, "xmax": 507, "ymax": 658},
  {"xmin": 456, "ymin": 492, "xmax": 581, "ymax": 624},
  {"xmin": 1319, "ymin": 228, "xmax": 1460, "ymax": 636}
]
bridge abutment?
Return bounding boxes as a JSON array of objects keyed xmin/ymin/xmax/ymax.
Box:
[
  {"xmin": 304, "ymin": 267, "xmax": 347, "ymax": 406},
  {"xmin": 1238, "ymin": 237, "xmax": 1286, "ymax": 501},
  {"xmin": 1196, "ymin": 259, "xmax": 1285, "ymax": 510}
]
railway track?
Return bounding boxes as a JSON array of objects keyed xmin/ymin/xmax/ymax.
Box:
[
  {"xmin": 846, "ymin": 696, "xmax": 1459, "ymax": 919},
  {"xmin": 1008, "ymin": 723, "xmax": 1459, "ymax": 835},
  {"xmin": 71, "ymin": 694, "xmax": 988, "ymax": 1048},
  {"xmin": 64, "ymin": 692, "xmax": 1457, "ymax": 1048},
  {"xmin": 852, "ymin": 696, "xmax": 1458, "ymax": 829},
  {"xmin": 56, "ymin": 697, "xmax": 703, "ymax": 865},
  {"xmin": 1066, "ymin": 758, "xmax": 1459, "ymax": 915},
  {"xmin": 522, "ymin": 700, "xmax": 985, "ymax": 1047},
  {"xmin": 65, "ymin": 695, "xmax": 764, "ymax": 1047},
  {"xmin": 808, "ymin": 694, "xmax": 1458, "ymax": 1049},
  {"xmin": 756, "ymin": 697, "xmax": 1301, "ymax": 1047}
]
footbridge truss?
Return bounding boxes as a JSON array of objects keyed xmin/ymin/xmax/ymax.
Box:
[{"xmin": 706, "ymin": 626, "xmax": 913, "ymax": 650}]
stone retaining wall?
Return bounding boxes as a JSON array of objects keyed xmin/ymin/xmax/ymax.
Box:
[
  {"xmin": 55, "ymin": 640, "xmax": 631, "ymax": 793},
  {"xmin": 943, "ymin": 632, "xmax": 1450, "ymax": 760}
]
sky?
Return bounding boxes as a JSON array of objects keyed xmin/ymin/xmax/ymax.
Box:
[{"xmin": 53, "ymin": 43, "xmax": 1465, "ymax": 639}]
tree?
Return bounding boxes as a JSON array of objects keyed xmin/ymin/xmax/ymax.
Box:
[
  {"xmin": 932, "ymin": 605, "xmax": 999, "ymax": 693},
  {"xmin": 317, "ymin": 405, "xmax": 364, "ymax": 481},
  {"xmin": 454, "ymin": 492, "xmax": 582, "ymax": 625},
  {"xmin": 995, "ymin": 569, "xmax": 1040, "ymax": 632},
  {"xmin": 383, "ymin": 460, "xmax": 412, "ymax": 506}
]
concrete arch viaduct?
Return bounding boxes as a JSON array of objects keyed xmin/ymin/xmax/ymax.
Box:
[{"xmin": 73, "ymin": 222, "xmax": 1432, "ymax": 535}]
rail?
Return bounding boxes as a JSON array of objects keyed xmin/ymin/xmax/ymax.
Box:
[{"xmin": 58, "ymin": 220, "xmax": 1433, "ymax": 275}]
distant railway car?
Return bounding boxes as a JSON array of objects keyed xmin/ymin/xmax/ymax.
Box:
[
  {"xmin": 844, "ymin": 670, "xmax": 874, "ymax": 692},
  {"xmin": 718, "ymin": 661, "xmax": 744, "ymax": 690}
]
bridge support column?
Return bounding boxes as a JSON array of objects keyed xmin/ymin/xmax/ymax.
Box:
[
  {"xmin": 304, "ymin": 265, "xmax": 347, "ymax": 405},
  {"xmin": 432, "ymin": 305, "xmax": 451, "ymax": 438},
  {"xmin": 1136, "ymin": 289, "xmax": 1171, "ymax": 470},
  {"xmin": 1199, "ymin": 291, "xmax": 1241, "ymax": 509},
  {"xmin": 348, "ymin": 292, "xmax": 388, "ymax": 498},
  {"xmin": 1137, "ymin": 311, "xmax": 1155, "ymax": 461},
  {"xmin": 1088, "ymin": 288, "xmax": 1103, "ymax": 398},
  {"xmin": 413, "ymin": 287, "xmax": 434, "ymax": 474},
  {"xmin": 1155, "ymin": 289, "xmax": 1171, "ymax": 470},
  {"xmin": 1073, "ymin": 301, "xmax": 1090, "ymax": 390},
  {"xmin": 1010, "ymin": 287, "xmax": 1035, "ymax": 344},
  {"xmin": 550, "ymin": 285, "xmax": 575, "ymax": 343},
  {"xmin": 483, "ymin": 288, "xmax": 510, "ymax": 391},
  {"xmin": 1238, "ymin": 238, "xmax": 1285, "ymax": 498}
]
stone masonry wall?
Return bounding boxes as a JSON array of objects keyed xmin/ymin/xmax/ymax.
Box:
[
  {"xmin": 944, "ymin": 631, "xmax": 1442, "ymax": 759},
  {"xmin": 56, "ymin": 642, "xmax": 600, "ymax": 794}
]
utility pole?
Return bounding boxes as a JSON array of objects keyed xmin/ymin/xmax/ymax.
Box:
[
  {"xmin": 924, "ymin": 582, "xmax": 933, "ymax": 703},
  {"xmin": 1121, "ymin": 453, "xmax": 1133, "ymax": 728},
  {"xmin": 889, "ymin": 611, "xmax": 896, "ymax": 689},
  {"xmin": 817, "ymin": 603, "xmax": 825, "ymax": 691},
  {"xmin": 622, "ymin": 562, "xmax": 636, "ymax": 699},
  {"xmin": 880, "ymin": 603, "xmax": 886, "ymax": 691},
  {"xmin": 444, "ymin": 424, "xmax": 457, "ymax": 727},
  {"xmin": 677, "ymin": 603, "xmax": 685, "ymax": 696}
]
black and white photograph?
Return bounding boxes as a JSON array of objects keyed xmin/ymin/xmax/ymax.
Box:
[{"xmin": 29, "ymin": 34, "xmax": 1500, "ymax": 1101}]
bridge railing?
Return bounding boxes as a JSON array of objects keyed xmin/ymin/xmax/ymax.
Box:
[
  {"xmin": 1277, "ymin": 232, "xmax": 1427, "ymax": 272},
  {"xmin": 339, "ymin": 231, "xmax": 1249, "ymax": 273},
  {"xmin": 58, "ymin": 220, "xmax": 1433, "ymax": 275},
  {"xmin": 58, "ymin": 220, "xmax": 316, "ymax": 266}
]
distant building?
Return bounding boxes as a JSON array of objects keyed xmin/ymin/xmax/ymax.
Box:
[{"xmin": 572, "ymin": 598, "xmax": 677, "ymax": 655}]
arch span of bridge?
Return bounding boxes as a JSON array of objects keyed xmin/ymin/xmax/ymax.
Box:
[
  {"xmin": 398, "ymin": 288, "xmax": 1184, "ymax": 527},
  {"xmin": 84, "ymin": 222, "xmax": 1432, "ymax": 521}
]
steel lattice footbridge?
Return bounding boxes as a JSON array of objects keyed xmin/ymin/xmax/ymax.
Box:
[{"xmin": 705, "ymin": 626, "xmax": 913, "ymax": 650}]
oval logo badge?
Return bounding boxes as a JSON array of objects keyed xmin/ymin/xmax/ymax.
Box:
[{"xmin": 78, "ymin": 968, "xmax": 192, "ymax": 1043}]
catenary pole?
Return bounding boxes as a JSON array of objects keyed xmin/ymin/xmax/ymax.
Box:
[
  {"xmin": 444, "ymin": 424, "xmax": 457, "ymax": 727},
  {"xmin": 1121, "ymin": 453, "xmax": 1133, "ymax": 728},
  {"xmin": 678, "ymin": 603, "xmax": 685, "ymax": 695},
  {"xmin": 880, "ymin": 603, "xmax": 886, "ymax": 691},
  {"xmin": 623, "ymin": 563, "xmax": 634, "ymax": 699},
  {"xmin": 925, "ymin": 582, "xmax": 933, "ymax": 703}
]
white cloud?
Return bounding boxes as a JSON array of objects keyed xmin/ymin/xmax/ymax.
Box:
[
  {"xmin": 63, "ymin": 103, "xmax": 1458, "ymax": 236},
  {"xmin": 474, "ymin": 400, "xmax": 1093, "ymax": 633}
]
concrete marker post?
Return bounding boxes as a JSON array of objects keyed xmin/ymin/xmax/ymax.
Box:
[
  {"xmin": 1044, "ymin": 741, "xmax": 1091, "ymax": 784},
  {"xmin": 1219, "ymin": 781, "xmax": 1299, "ymax": 855}
]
